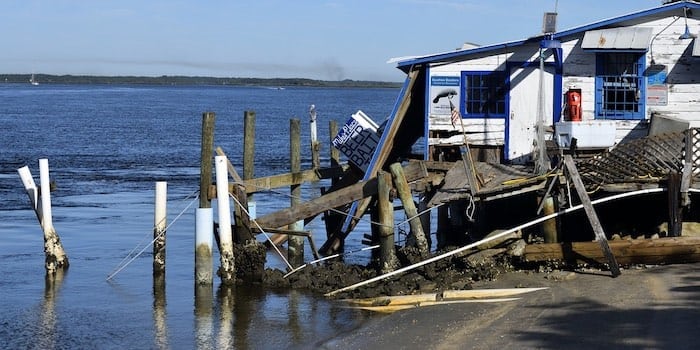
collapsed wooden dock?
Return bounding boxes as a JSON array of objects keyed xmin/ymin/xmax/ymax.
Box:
[{"xmin": 205, "ymin": 106, "xmax": 700, "ymax": 278}]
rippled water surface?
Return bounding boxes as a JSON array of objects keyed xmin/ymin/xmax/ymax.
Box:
[{"xmin": 0, "ymin": 83, "xmax": 399, "ymax": 349}]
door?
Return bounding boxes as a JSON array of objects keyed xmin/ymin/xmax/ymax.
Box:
[{"xmin": 508, "ymin": 66, "xmax": 554, "ymax": 163}]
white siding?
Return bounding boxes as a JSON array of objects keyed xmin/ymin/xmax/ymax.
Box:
[{"xmin": 427, "ymin": 15, "xmax": 700, "ymax": 153}]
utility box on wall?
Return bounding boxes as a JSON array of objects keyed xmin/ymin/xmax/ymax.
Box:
[{"xmin": 555, "ymin": 120, "xmax": 616, "ymax": 149}]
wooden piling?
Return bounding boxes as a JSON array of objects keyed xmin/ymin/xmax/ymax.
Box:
[
  {"xmin": 541, "ymin": 195, "xmax": 559, "ymax": 243},
  {"xmin": 310, "ymin": 105, "xmax": 320, "ymax": 169},
  {"xmin": 39, "ymin": 160, "xmax": 69, "ymax": 272},
  {"xmin": 214, "ymin": 155, "xmax": 235, "ymax": 285},
  {"xmin": 378, "ymin": 171, "xmax": 399, "ymax": 273},
  {"xmin": 289, "ymin": 118, "xmax": 305, "ymax": 267},
  {"xmin": 329, "ymin": 120, "xmax": 340, "ymax": 167},
  {"xmin": 389, "ymin": 162, "xmax": 429, "ymax": 258},
  {"xmin": 197, "ymin": 112, "xmax": 215, "ymax": 285},
  {"xmin": 419, "ymin": 194, "xmax": 432, "ymax": 250},
  {"xmin": 563, "ymin": 155, "xmax": 620, "ymax": 277},
  {"xmin": 668, "ymin": 171, "xmax": 682, "ymax": 237},
  {"xmin": 200, "ymin": 112, "xmax": 215, "ymax": 209},
  {"xmin": 153, "ymin": 181, "xmax": 167, "ymax": 276},
  {"xmin": 243, "ymin": 111, "xmax": 256, "ymax": 201}
]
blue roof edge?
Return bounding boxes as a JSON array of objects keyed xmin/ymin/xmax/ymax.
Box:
[{"xmin": 395, "ymin": 0, "xmax": 699, "ymax": 72}]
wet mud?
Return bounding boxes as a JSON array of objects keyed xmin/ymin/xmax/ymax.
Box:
[{"xmin": 246, "ymin": 243, "xmax": 517, "ymax": 299}]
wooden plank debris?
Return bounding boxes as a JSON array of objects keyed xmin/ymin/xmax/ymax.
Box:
[
  {"xmin": 254, "ymin": 161, "xmax": 427, "ymax": 230},
  {"xmin": 340, "ymin": 288, "xmax": 547, "ymax": 313},
  {"xmin": 240, "ymin": 165, "xmax": 349, "ymax": 194},
  {"xmin": 563, "ymin": 155, "xmax": 621, "ymax": 277},
  {"xmin": 522, "ymin": 236, "xmax": 700, "ymax": 265}
]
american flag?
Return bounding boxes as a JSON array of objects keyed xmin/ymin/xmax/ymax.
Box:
[{"xmin": 449, "ymin": 100, "xmax": 460, "ymax": 128}]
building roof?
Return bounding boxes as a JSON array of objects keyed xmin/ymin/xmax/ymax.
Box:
[{"xmin": 394, "ymin": 0, "xmax": 700, "ymax": 72}]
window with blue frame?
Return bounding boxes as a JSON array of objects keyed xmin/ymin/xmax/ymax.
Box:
[
  {"xmin": 595, "ymin": 52, "xmax": 645, "ymax": 120},
  {"xmin": 460, "ymin": 71, "xmax": 507, "ymax": 118}
]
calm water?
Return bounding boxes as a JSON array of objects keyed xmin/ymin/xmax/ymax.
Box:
[{"xmin": 0, "ymin": 83, "xmax": 399, "ymax": 349}]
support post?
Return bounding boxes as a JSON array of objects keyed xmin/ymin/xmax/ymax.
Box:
[
  {"xmin": 563, "ymin": 155, "xmax": 620, "ymax": 277},
  {"xmin": 389, "ymin": 162, "xmax": 429, "ymax": 258},
  {"xmin": 243, "ymin": 110, "xmax": 256, "ymax": 201},
  {"xmin": 309, "ymin": 104, "xmax": 321, "ymax": 169},
  {"xmin": 195, "ymin": 208, "xmax": 214, "ymax": 285},
  {"xmin": 419, "ymin": 194, "xmax": 432, "ymax": 250},
  {"xmin": 215, "ymin": 155, "xmax": 235, "ymax": 285},
  {"xmin": 153, "ymin": 181, "xmax": 167, "ymax": 276},
  {"xmin": 668, "ymin": 171, "xmax": 682, "ymax": 237},
  {"xmin": 329, "ymin": 120, "xmax": 340, "ymax": 167},
  {"xmin": 39, "ymin": 159, "xmax": 69, "ymax": 272},
  {"xmin": 289, "ymin": 118, "xmax": 304, "ymax": 267},
  {"xmin": 200, "ymin": 112, "xmax": 215, "ymax": 209},
  {"xmin": 18, "ymin": 163, "xmax": 69, "ymax": 272},
  {"xmin": 197, "ymin": 112, "xmax": 215, "ymax": 285},
  {"xmin": 541, "ymin": 195, "xmax": 559, "ymax": 243},
  {"xmin": 378, "ymin": 171, "xmax": 399, "ymax": 273}
]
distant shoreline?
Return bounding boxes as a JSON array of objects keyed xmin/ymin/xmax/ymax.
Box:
[{"xmin": 0, "ymin": 74, "xmax": 402, "ymax": 88}]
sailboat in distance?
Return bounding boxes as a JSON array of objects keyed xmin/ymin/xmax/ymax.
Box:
[{"xmin": 30, "ymin": 74, "xmax": 39, "ymax": 86}]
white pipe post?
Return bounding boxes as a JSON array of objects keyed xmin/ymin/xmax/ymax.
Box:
[
  {"xmin": 17, "ymin": 166, "xmax": 40, "ymax": 220},
  {"xmin": 309, "ymin": 104, "xmax": 320, "ymax": 169},
  {"xmin": 215, "ymin": 155, "xmax": 235, "ymax": 285},
  {"xmin": 195, "ymin": 207, "xmax": 214, "ymax": 284},
  {"xmin": 38, "ymin": 159, "xmax": 69, "ymax": 272},
  {"xmin": 39, "ymin": 159, "xmax": 53, "ymax": 231},
  {"xmin": 153, "ymin": 181, "xmax": 167, "ymax": 276}
]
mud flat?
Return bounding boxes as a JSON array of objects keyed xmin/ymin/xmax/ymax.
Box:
[{"xmin": 316, "ymin": 262, "xmax": 700, "ymax": 349}]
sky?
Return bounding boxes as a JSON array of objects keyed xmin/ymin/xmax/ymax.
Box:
[{"xmin": 1, "ymin": 0, "xmax": 668, "ymax": 82}]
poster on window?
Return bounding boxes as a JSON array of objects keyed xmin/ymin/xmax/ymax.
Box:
[
  {"xmin": 646, "ymin": 65, "xmax": 668, "ymax": 106},
  {"xmin": 430, "ymin": 75, "xmax": 461, "ymax": 116}
]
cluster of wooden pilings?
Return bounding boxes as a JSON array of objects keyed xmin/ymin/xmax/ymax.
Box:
[
  {"xmin": 193, "ymin": 109, "xmax": 352, "ymax": 286},
  {"xmin": 190, "ymin": 106, "xmax": 440, "ymax": 288}
]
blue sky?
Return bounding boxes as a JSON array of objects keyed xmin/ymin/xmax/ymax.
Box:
[{"xmin": 1, "ymin": 0, "xmax": 665, "ymax": 81}]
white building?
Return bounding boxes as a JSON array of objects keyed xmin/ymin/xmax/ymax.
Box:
[{"xmin": 387, "ymin": 0, "xmax": 700, "ymax": 164}]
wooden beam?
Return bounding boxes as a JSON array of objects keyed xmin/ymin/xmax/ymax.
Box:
[
  {"xmin": 251, "ymin": 226, "xmax": 310, "ymax": 237},
  {"xmin": 564, "ymin": 155, "xmax": 621, "ymax": 277},
  {"xmin": 523, "ymin": 237, "xmax": 700, "ymax": 265},
  {"xmin": 254, "ymin": 161, "xmax": 428, "ymax": 231},
  {"xmin": 239, "ymin": 165, "xmax": 349, "ymax": 194}
]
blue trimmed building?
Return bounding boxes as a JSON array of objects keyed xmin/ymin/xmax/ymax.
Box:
[{"xmin": 389, "ymin": 1, "xmax": 700, "ymax": 164}]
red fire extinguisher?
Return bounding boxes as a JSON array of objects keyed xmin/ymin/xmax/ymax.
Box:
[{"xmin": 566, "ymin": 89, "xmax": 582, "ymax": 122}]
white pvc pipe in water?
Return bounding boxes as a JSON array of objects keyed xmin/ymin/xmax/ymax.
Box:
[
  {"xmin": 195, "ymin": 207, "xmax": 214, "ymax": 284},
  {"xmin": 39, "ymin": 158, "xmax": 53, "ymax": 231}
]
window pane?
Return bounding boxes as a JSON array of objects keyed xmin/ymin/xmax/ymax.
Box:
[
  {"xmin": 462, "ymin": 71, "xmax": 506, "ymax": 117},
  {"xmin": 597, "ymin": 52, "xmax": 643, "ymax": 119}
]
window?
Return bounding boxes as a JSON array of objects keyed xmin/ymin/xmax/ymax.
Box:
[
  {"xmin": 595, "ymin": 52, "xmax": 645, "ymax": 120},
  {"xmin": 460, "ymin": 71, "xmax": 507, "ymax": 118}
]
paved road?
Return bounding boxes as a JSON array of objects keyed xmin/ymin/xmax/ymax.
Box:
[{"xmin": 318, "ymin": 263, "xmax": 700, "ymax": 349}]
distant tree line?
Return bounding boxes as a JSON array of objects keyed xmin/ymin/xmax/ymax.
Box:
[{"xmin": 0, "ymin": 74, "xmax": 402, "ymax": 88}]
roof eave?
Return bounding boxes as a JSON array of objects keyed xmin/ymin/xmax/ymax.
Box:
[{"xmin": 395, "ymin": 0, "xmax": 700, "ymax": 72}]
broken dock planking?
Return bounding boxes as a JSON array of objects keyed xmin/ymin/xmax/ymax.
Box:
[
  {"xmin": 338, "ymin": 288, "xmax": 547, "ymax": 313},
  {"xmin": 199, "ymin": 103, "xmax": 700, "ymax": 297}
]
